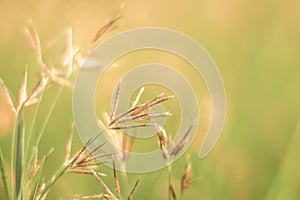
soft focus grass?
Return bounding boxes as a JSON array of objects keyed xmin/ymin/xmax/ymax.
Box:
[{"xmin": 1, "ymin": 0, "xmax": 300, "ymax": 199}]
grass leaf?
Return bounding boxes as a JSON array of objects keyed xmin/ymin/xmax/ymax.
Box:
[
  {"xmin": 28, "ymin": 163, "xmax": 43, "ymax": 200},
  {"xmin": 0, "ymin": 147, "xmax": 11, "ymax": 200},
  {"xmin": 15, "ymin": 110, "xmax": 25, "ymax": 199}
]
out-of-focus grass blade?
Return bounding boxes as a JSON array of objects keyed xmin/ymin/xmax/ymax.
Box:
[
  {"xmin": 0, "ymin": 147, "xmax": 11, "ymax": 200},
  {"xmin": 28, "ymin": 165, "xmax": 43, "ymax": 200},
  {"xmin": 266, "ymin": 119, "xmax": 300, "ymax": 200},
  {"xmin": 15, "ymin": 111, "xmax": 25, "ymax": 199}
]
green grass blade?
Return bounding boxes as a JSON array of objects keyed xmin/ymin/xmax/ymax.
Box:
[
  {"xmin": 24, "ymin": 82, "xmax": 46, "ymax": 166},
  {"xmin": 15, "ymin": 111, "xmax": 25, "ymax": 199},
  {"xmin": 35, "ymin": 85, "xmax": 64, "ymax": 147},
  {"xmin": 28, "ymin": 165, "xmax": 43, "ymax": 200},
  {"xmin": 25, "ymin": 85, "xmax": 64, "ymax": 177},
  {"xmin": 0, "ymin": 147, "xmax": 11, "ymax": 200},
  {"xmin": 10, "ymin": 120, "xmax": 17, "ymax": 200}
]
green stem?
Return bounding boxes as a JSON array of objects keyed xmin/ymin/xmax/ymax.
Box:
[
  {"xmin": 24, "ymin": 79, "xmax": 48, "ymax": 166},
  {"xmin": 15, "ymin": 110, "xmax": 25, "ymax": 199},
  {"xmin": 168, "ymin": 164, "xmax": 172, "ymax": 200},
  {"xmin": 35, "ymin": 85, "xmax": 64, "ymax": 148},
  {"xmin": 0, "ymin": 147, "xmax": 11, "ymax": 200},
  {"xmin": 24, "ymin": 85, "xmax": 64, "ymax": 187},
  {"xmin": 22, "ymin": 81, "xmax": 48, "ymax": 188},
  {"xmin": 10, "ymin": 118, "xmax": 17, "ymax": 200}
]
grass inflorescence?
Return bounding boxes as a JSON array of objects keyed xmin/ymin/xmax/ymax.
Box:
[{"xmin": 0, "ymin": 7, "xmax": 200, "ymax": 200}]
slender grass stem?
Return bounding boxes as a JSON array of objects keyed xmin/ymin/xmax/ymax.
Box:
[
  {"xmin": 0, "ymin": 147, "xmax": 11, "ymax": 200},
  {"xmin": 120, "ymin": 169, "xmax": 129, "ymax": 197},
  {"xmin": 10, "ymin": 118, "xmax": 17, "ymax": 200},
  {"xmin": 168, "ymin": 164, "xmax": 172, "ymax": 200},
  {"xmin": 28, "ymin": 166, "xmax": 43, "ymax": 200},
  {"xmin": 15, "ymin": 110, "xmax": 25, "ymax": 199},
  {"xmin": 39, "ymin": 163, "xmax": 70, "ymax": 198},
  {"xmin": 35, "ymin": 85, "xmax": 64, "ymax": 147},
  {"xmin": 24, "ymin": 86, "xmax": 64, "ymax": 197},
  {"xmin": 24, "ymin": 79, "xmax": 48, "ymax": 165},
  {"xmin": 22, "ymin": 89, "xmax": 46, "ymax": 190}
]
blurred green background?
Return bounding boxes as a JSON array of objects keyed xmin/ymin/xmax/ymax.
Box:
[{"xmin": 1, "ymin": 0, "xmax": 300, "ymax": 199}]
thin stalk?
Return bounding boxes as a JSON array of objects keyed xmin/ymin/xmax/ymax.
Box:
[
  {"xmin": 15, "ymin": 110, "xmax": 25, "ymax": 199},
  {"xmin": 10, "ymin": 118, "xmax": 17, "ymax": 200},
  {"xmin": 28, "ymin": 169, "xmax": 42, "ymax": 200},
  {"xmin": 127, "ymin": 178, "xmax": 140, "ymax": 200},
  {"xmin": 24, "ymin": 79, "xmax": 48, "ymax": 166},
  {"xmin": 24, "ymin": 84, "xmax": 64, "ymax": 184},
  {"xmin": 22, "ymin": 82, "xmax": 47, "ymax": 189},
  {"xmin": 39, "ymin": 163, "xmax": 70, "ymax": 198},
  {"xmin": 120, "ymin": 169, "xmax": 129, "ymax": 197},
  {"xmin": 38, "ymin": 134, "xmax": 93, "ymax": 198},
  {"xmin": 168, "ymin": 165, "xmax": 172, "ymax": 200},
  {"xmin": 35, "ymin": 85, "xmax": 64, "ymax": 147},
  {"xmin": 0, "ymin": 147, "xmax": 11, "ymax": 200}
]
